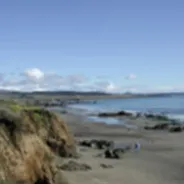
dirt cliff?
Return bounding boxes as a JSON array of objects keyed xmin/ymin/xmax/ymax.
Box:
[{"xmin": 0, "ymin": 104, "xmax": 76, "ymax": 184}]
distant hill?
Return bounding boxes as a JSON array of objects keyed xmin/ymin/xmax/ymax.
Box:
[
  {"xmin": 30, "ymin": 90, "xmax": 111, "ymax": 96},
  {"xmin": 0, "ymin": 90, "xmax": 111, "ymax": 97},
  {"xmin": 0, "ymin": 90, "xmax": 184, "ymax": 98}
]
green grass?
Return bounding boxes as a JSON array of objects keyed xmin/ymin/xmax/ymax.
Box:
[
  {"xmin": 0, "ymin": 99, "xmax": 57, "ymax": 134},
  {"xmin": 0, "ymin": 100, "xmax": 49, "ymax": 130},
  {"xmin": 0, "ymin": 99, "xmax": 41, "ymax": 113},
  {"xmin": 0, "ymin": 181, "xmax": 18, "ymax": 184}
]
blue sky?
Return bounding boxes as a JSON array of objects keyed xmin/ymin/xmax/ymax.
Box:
[{"xmin": 0, "ymin": 0, "xmax": 184, "ymax": 92}]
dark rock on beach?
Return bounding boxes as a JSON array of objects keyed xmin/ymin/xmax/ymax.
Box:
[
  {"xmin": 144, "ymin": 113, "xmax": 169, "ymax": 121},
  {"xmin": 144, "ymin": 122, "xmax": 184, "ymax": 133},
  {"xmin": 59, "ymin": 160, "xmax": 92, "ymax": 171},
  {"xmin": 100, "ymin": 163, "xmax": 114, "ymax": 169},
  {"xmin": 79, "ymin": 139, "xmax": 114, "ymax": 150},
  {"xmin": 104, "ymin": 148, "xmax": 126, "ymax": 159},
  {"xmin": 169, "ymin": 126, "xmax": 183, "ymax": 133},
  {"xmin": 98, "ymin": 110, "xmax": 133, "ymax": 117},
  {"xmin": 98, "ymin": 110, "xmax": 170, "ymax": 122},
  {"xmin": 154, "ymin": 123, "xmax": 169, "ymax": 130},
  {"xmin": 144, "ymin": 123, "xmax": 169, "ymax": 130}
]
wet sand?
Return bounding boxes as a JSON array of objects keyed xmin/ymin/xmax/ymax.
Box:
[{"xmin": 59, "ymin": 112, "xmax": 184, "ymax": 184}]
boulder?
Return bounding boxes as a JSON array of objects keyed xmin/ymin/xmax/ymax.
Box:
[
  {"xmin": 100, "ymin": 164, "xmax": 114, "ymax": 169},
  {"xmin": 104, "ymin": 149, "xmax": 114, "ymax": 159},
  {"xmin": 113, "ymin": 148, "xmax": 125, "ymax": 159},
  {"xmin": 145, "ymin": 114, "xmax": 169, "ymax": 121},
  {"xmin": 79, "ymin": 140, "xmax": 92, "ymax": 147},
  {"xmin": 104, "ymin": 148, "xmax": 125, "ymax": 159},
  {"xmin": 79, "ymin": 139, "xmax": 113, "ymax": 150},
  {"xmin": 98, "ymin": 110, "xmax": 133, "ymax": 117},
  {"xmin": 169, "ymin": 126, "xmax": 183, "ymax": 133},
  {"xmin": 144, "ymin": 123, "xmax": 169, "ymax": 130},
  {"xmin": 59, "ymin": 161, "xmax": 92, "ymax": 171},
  {"xmin": 153, "ymin": 123, "xmax": 169, "ymax": 130}
]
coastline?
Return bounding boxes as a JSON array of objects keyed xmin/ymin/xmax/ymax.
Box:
[
  {"xmin": 55, "ymin": 107, "xmax": 184, "ymax": 184},
  {"xmin": 67, "ymin": 101, "xmax": 184, "ymax": 123}
]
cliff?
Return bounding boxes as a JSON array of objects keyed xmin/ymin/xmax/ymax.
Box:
[{"xmin": 0, "ymin": 102, "xmax": 76, "ymax": 184}]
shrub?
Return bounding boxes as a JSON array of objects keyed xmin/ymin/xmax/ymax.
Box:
[{"xmin": 0, "ymin": 180, "xmax": 19, "ymax": 184}]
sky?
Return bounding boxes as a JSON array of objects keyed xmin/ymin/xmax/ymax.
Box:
[{"xmin": 0, "ymin": 0, "xmax": 184, "ymax": 93}]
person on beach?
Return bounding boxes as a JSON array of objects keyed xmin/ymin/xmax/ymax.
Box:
[{"xmin": 134, "ymin": 141, "xmax": 141, "ymax": 151}]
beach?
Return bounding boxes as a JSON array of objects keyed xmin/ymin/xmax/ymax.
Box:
[{"xmin": 57, "ymin": 110, "xmax": 184, "ymax": 184}]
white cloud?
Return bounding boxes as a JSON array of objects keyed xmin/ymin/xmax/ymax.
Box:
[
  {"xmin": 24, "ymin": 68, "xmax": 44, "ymax": 82},
  {"xmin": 126, "ymin": 73, "xmax": 137, "ymax": 80},
  {"xmin": 93, "ymin": 81, "xmax": 120, "ymax": 92},
  {"xmin": 105, "ymin": 83, "xmax": 119, "ymax": 92},
  {"xmin": 0, "ymin": 68, "xmax": 90, "ymax": 92},
  {"xmin": 0, "ymin": 68, "xmax": 183, "ymax": 94}
]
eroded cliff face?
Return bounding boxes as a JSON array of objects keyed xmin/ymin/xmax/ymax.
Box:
[{"xmin": 0, "ymin": 107, "xmax": 76, "ymax": 184}]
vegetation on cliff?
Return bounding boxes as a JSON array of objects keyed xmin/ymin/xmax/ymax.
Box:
[{"xmin": 0, "ymin": 100, "xmax": 76, "ymax": 184}]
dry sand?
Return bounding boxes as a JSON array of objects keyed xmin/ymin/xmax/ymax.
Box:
[{"xmin": 60, "ymin": 112, "xmax": 184, "ymax": 184}]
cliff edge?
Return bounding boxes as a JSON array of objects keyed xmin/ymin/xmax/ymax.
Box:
[{"xmin": 0, "ymin": 102, "xmax": 76, "ymax": 184}]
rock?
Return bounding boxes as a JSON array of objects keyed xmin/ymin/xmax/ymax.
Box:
[
  {"xmin": 136, "ymin": 112, "xmax": 143, "ymax": 118},
  {"xmin": 98, "ymin": 110, "xmax": 133, "ymax": 117},
  {"xmin": 100, "ymin": 164, "xmax": 114, "ymax": 169},
  {"xmin": 79, "ymin": 140, "xmax": 91, "ymax": 147},
  {"xmin": 104, "ymin": 148, "xmax": 125, "ymax": 159},
  {"xmin": 145, "ymin": 113, "xmax": 169, "ymax": 121},
  {"xmin": 153, "ymin": 123, "xmax": 169, "ymax": 130},
  {"xmin": 144, "ymin": 126, "xmax": 153, "ymax": 130},
  {"xmin": 169, "ymin": 126, "xmax": 183, "ymax": 133},
  {"xmin": 113, "ymin": 148, "xmax": 125, "ymax": 159},
  {"xmin": 59, "ymin": 161, "xmax": 92, "ymax": 171},
  {"xmin": 144, "ymin": 122, "xmax": 184, "ymax": 133},
  {"xmin": 104, "ymin": 149, "xmax": 114, "ymax": 159},
  {"xmin": 79, "ymin": 139, "xmax": 114, "ymax": 150},
  {"xmin": 91, "ymin": 139, "xmax": 113, "ymax": 150},
  {"xmin": 144, "ymin": 123, "xmax": 169, "ymax": 130}
]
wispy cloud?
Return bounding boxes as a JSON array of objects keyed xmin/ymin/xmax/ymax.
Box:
[
  {"xmin": 0, "ymin": 68, "xmax": 183, "ymax": 93},
  {"xmin": 0, "ymin": 68, "xmax": 104, "ymax": 92},
  {"xmin": 125, "ymin": 73, "xmax": 137, "ymax": 80}
]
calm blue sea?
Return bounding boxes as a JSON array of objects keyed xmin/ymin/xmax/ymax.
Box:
[{"xmin": 69, "ymin": 95, "xmax": 184, "ymax": 121}]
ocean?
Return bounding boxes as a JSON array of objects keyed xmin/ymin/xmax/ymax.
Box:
[{"xmin": 69, "ymin": 95, "xmax": 184, "ymax": 122}]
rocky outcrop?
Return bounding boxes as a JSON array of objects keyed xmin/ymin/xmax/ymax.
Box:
[
  {"xmin": 98, "ymin": 111, "xmax": 133, "ymax": 117},
  {"xmin": 98, "ymin": 110, "xmax": 170, "ymax": 121},
  {"xmin": 144, "ymin": 122, "xmax": 184, "ymax": 133},
  {"xmin": 144, "ymin": 123, "xmax": 169, "ymax": 130},
  {"xmin": 23, "ymin": 109, "xmax": 76, "ymax": 158},
  {"xmin": 169, "ymin": 126, "xmax": 183, "ymax": 132},
  {"xmin": 59, "ymin": 161, "xmax": 91, "ymax": 171},
  {"xmin": 0, "ymin": 106, "xmax": 76, "ymax": 184},
  {"xmin": 79, "ymin": 139, "xmax": 113, "ymax": 150},
  {"xmin": 104, "ymin": 148, "xmax": 126, "ymax": 159},
  {"xmin": 144, "ymin": 113, "xmax": 169, "ymax": 121}
]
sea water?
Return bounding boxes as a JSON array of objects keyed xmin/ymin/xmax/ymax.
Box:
[{"xmin": 69, "ymin": 95, "xmax": 184, "ymax": 124}]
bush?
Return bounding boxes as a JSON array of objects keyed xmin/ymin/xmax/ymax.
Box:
[{"xmin": 0, "ymin": 180, "xmax": 19, "ymax": 184}]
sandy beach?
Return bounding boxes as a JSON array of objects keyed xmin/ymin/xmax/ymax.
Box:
[{"xmin": 57, "ymin": 111, "xmax": 184, "ymax": 184}]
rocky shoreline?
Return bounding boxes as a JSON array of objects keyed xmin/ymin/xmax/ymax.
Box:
[
  {"xmin": 93, "ymin": 109, "xmax": 184, "ymax": 133},
  {"xmin": 1, "ymin": 100, "xmax": 184, "ymax": 184},
  {"xmin": 98, "ymin": 110, "xmax": 170, "ymax": 120}
]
